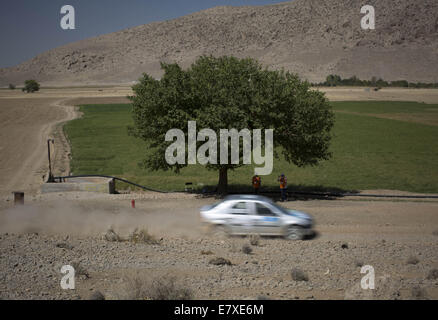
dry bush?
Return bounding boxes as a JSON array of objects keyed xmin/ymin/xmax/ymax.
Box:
[
  {"xmin": 201, "ymin": 250, "xmax": 214, "ymax": 255},
  {"xmin": 71, "ymin": 261, "xmax": 89, "ymax": 279},
  {"xmin": 406, "ymin": 256, "xmax": 419, "ymax": 265},
  {"xmin": 291, "ymin": 268, "xmax": 309, "ymax": 282},
  {"xmin": 104, "ymin": 227, "xmax": 159, "ymax": 244},
  {"xmin": 355, "ymin": 260, "xmax": 364, "ymax": 267},
  {"xmin": 209, "ymin": 257, "xmax": 232, "ymax": 266},
  {"xmin": 242, "ymin": 244, "xmax": 253, "ymax": 254},
  {"xmin": 129, "ymin": 228, "xmax": 159, "ymax": 244},
  {"xmin": 427, "ymin": 269, "xmax": 438, "ymax": 280},
  {"xmin": 104, "ymin": 228, "xmax": 121, "ymax": 242},
  {"xmin": 89, "ymin": 290, "xmax": 105, "ymax": 300},
  {"xmin": 118, "ymin": 275, "xmax": 193, "ymax": 300},
  {"xmin": 411, "ymin": 286, "xmax": 428, "ymax": 300},
  {"xmin": 148, "ymin": 276, "xmax": 194, "ymax": 300},
  {"xmin": 248, "ymin": 234, "xmax": 260, "ymax": 246}
]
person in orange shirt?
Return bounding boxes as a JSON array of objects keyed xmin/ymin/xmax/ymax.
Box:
[
  {"xmin": 278, "ymin": 173, "xmax": 287, "ymax": 201},
  {"xmin": 252, "ymin": 175, "xmax": 261, "ymax": 194}
]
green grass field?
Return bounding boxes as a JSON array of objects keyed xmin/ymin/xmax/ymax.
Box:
[{"xmin": 64, "ymin": 101, "xmax": 438, "ymax": 193}]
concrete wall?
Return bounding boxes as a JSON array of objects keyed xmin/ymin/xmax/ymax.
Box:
[{"xmin": 41, "ymin": 178, "xmax": 115, "ymax": 194}]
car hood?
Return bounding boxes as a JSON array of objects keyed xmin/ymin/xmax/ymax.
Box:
[
  {"xmin": 200, "ymin": 204, "xmax": 219, "ymax": 212},
  {"xmin": 285, "ymin": 209, "xmax": 312, "ymax": 221}
]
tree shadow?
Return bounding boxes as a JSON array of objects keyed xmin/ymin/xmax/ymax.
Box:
[{"xmin": 193, "ymin": 183, "xmax": 359, "ymax": 201}]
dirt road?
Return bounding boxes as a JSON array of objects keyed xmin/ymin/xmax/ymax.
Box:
[
  {"xmin": 0, "ymin": 88, "xmax": 130, "ymax": 197},
  {"xmin": 0, "ymin": 193, "xmax": 437, "ymax": 300}
]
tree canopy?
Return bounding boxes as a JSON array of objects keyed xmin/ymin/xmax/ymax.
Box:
[
  {"xmin": 129, "ymin": 56, "xmax": 334, "ymax": 194},
  {"xmin": 22, "ymin": 80, "xmax": 40, "ymax": 93}
]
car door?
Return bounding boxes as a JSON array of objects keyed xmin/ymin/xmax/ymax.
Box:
[
  {"xmin": 253, "ymin": 202, "xmax": 282, "ymax": 235},
  {"xmin": 226, "ymin": 201, "xmax": 253, "ymax": 235}
]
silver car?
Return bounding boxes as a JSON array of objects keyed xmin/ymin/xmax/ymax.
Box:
[{"xmin": 200, "ymin": 195, "xmax": 314, "ymax": 240}]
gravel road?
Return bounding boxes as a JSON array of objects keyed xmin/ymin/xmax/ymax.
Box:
[{"xmin": 1, "ymin": 193, "xmax": 437, "ymax": 300}]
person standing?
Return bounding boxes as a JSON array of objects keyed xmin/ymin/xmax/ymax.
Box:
[
  {"xmin": 278, "ymin": 173, "xmax": 287, "ymax": 201},
  {"xmin": 252, "ymin": 174, "xmax": 261, "ymax": 194}
]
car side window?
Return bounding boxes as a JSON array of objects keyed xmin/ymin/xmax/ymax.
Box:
[
  {"xmin": 232, "ymin": 202, "xmax": 247, "ymax": 210},
  {"xmin": 229, "ymin": 201, "xmax": 248, "ymax": 215},
  {"xmin": 256, "ymin": 203, "xmax": 276, "ymax": 216}
]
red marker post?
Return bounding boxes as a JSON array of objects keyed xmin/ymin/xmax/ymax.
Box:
[{"xmin": 131, "ymin": 199, "xmax": 135, "ymax": 208}]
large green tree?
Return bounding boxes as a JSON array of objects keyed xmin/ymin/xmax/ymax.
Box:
[
  {"xmin": 22, "ymin": 79, "xmax": 40, "ymax": 93},
  {"xmin": 129, "ymin": 56, "xmax": 334, "ymax": 194}
]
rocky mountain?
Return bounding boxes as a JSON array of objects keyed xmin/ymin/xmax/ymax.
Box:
[{"xmin": 1, "ymin": 0, "xmax": 437, "ymax": 86}]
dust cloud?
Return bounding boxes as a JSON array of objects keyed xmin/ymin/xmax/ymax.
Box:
[{"xmin": 0, "ymin": 200, "xmax": 204, "ymax": 238}]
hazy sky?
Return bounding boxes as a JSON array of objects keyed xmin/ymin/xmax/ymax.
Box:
[{"xmin": 0, "ymin": 0, "xmax": 287, "ymax": 68}]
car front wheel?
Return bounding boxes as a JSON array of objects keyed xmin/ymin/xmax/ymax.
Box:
[{"xmin": 285, "ymin": 226, "xmax": 304, "ymax": 240}]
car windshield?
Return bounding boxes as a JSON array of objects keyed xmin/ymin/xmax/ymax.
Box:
[
  {"xmin": 210, "ymin": 201, "xmax": 222, "ymax": 209},
  {"xmin": 270, "ymin": 202, "xmax": 292, "ymax": 215}
]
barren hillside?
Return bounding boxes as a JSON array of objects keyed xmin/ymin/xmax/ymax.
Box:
[{"xmin": 1, "ymin": 0, "xmax": 437, "ymax": 86}]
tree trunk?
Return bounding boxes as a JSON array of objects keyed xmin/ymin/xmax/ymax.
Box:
[{"xmin": 217, "ymin": 167, "xmax": 228, "ymax": 195}]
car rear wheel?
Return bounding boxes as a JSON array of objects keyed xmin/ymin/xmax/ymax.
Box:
[{"xmin": 285, "ymin": 226, "xmax": 304, "ymax": 240}]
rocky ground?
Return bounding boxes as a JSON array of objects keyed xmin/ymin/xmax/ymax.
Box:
[{"xmin": 0, "ymin": 193, "xmax": 437, "ymax": 300}]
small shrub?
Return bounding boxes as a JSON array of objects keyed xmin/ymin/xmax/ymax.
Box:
[
  {"xmin": 249, "ymin": 234, "xmax": 260, "ymax": 246},
  {"xmin": 406, "ymin": 256, "xmax": 419, "ymax": 265},
  {"xmin": 56, "ymin": 242, "xmax": 74, "ymax": 250},
  {"xmin": 411, "ymin": 286, "xmax": 427, "ymax": 300},
  {"xmin": 8, "ymin": 84, "xmax": 15, "ymax": 90},
  {"xmin": 242, "ymin": 244, "xmax": 253, "ymax": 255},
  {"xmin": 148, "ymin": 276, "xmax": 194, "ymax": 300},
  {"xmin": 123, "ymin": 276, "xmax": 149, "ymax": 300},
  {"xmin": 104, "ymin": 228, "xmax": 120, "ymax": 242},
  {"xmin": 201, "ymin": 250, "xmax": 213, "ymax": 255},
  {"xmin": 355, "ymin": 260, "xmax": 364, "ymax": 267},
  {"xmin": 427, "ymin": 269, "xmax": 438, "ymax": 280},
  {"xmin": 71, "ymin": 261, "xmax": 89, "ymax": 279},
  {"xmin": 209, "ymin": 257, "xmax": 232, "ymax": 266},
  {"xmin": 129, "ymin": 228, "xmax": 158, "ymax": 244},
  {"xmin": 89, "ymin": 290, "xmax": 105, "ymax": 300},
  {"xmin": 119, "ymin": 275, "xmax": 193, "ymax": 300},
  {"xmin": 341, "ymin": 243, "xmax": 349, "ymax": 249},
  {"xmin": 291, "ymin": 268, "xmax": 309, "ymax": 282}
]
